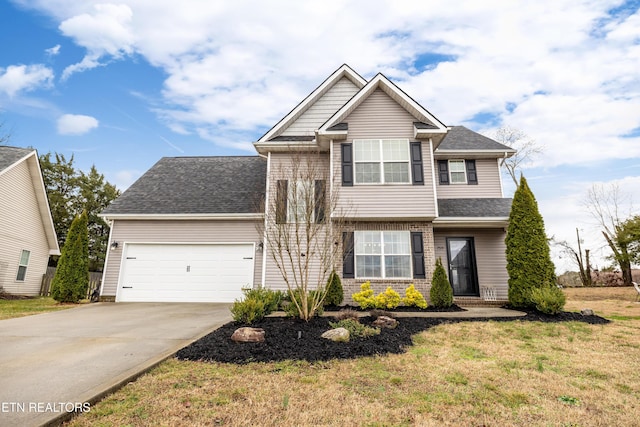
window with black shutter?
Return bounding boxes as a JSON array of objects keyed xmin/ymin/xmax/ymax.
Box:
[
  {"xmin": 438, "ymin": 160, "xmax": 449, "ymax": 184},
  {"xmin": 410, "ymin": 232, "xmax": 426, "ymax": 279},
  {"xmin": 275, "ymin": 180, "xmax": 287, "ymax": 224},
  {"xmin": 466, "ymin": 160, "xmax": 478, "ymax": 185},
  {"xmin": 342, "ymin": 232, "xmax": 355, "ymax": 278},
  {"xmin": 314, "ymin": 180, "xmax": 326, "ymax": 223},
  {"xmin": 341, "ymin": 143, "xmax": 353, "ymax": 186},
  {"xmin": 410, "ymin": 142, "xmax": 424, "ymax": 185}
]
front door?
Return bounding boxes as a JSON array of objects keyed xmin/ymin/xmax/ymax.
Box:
[{"xmin": 446, "ymin": 238, "xmax": 479, "ymax": 296}]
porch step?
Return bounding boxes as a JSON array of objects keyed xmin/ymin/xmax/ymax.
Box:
[{"xmin": 454, "ymin": 297, "xmax": 507, "ymax": 307}]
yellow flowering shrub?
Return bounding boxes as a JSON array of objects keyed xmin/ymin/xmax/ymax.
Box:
[
  {"xmin": 375, "ymin": 286, "xmax": 401, "ymax": 309},
  {"xmin": 402, "ymin": 284, "xmax": 428, "ymax": 309},
  {"xmin": 352, "ymin": 281, "xmax": 377, "ymax": 309}
]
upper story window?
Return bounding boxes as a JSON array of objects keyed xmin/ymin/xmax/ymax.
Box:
[
  {"xmin": 276, "ymin": 179, "xmax": 326, "ymax": 224},
  {"xmin": 437, "ymin": 159, "xmax": 478, "ymax": 185},
  {"xmin": 16, "ymin": 250, "xmax": 30, "ymax": 281},
  {"xmin": 353, "ymin": 139, "xmax": 410, "ymax": 184}
]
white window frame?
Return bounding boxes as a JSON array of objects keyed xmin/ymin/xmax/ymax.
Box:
[
  {"xmin": 16, "ymin": 250, "xmax": 30, "ymax": 281},
  {"xmin": 354, "ymin": 231, "xmax": 412, "ymax": 279},
  {"xmin": 286, "ymin": 180, "xmax": 314, "ymax": 223},
  {"xmin": 353, "ymin": 139, "xmax": 411, "ymax": 185},
  {"xmin": 448, "ymin": 159, "xmax": 467, "ymax": 184}
]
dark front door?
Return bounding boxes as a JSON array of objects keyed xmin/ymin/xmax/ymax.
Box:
[{"xmin": 446, "ymin": 238, "xmax": 479, "ymax": 296}]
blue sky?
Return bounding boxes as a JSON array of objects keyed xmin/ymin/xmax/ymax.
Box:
[{"xmin": 1, "ymin": 0, "xmax": 639, "ymax": 273}]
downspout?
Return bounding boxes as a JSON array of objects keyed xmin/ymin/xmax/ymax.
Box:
[
  {"xmin": 98, "ymin": 219, "xmax": 114, "ymax": 301},
  {"xmin": 499, "ymin": 151, "xmax": 508, "ymax": 197}
]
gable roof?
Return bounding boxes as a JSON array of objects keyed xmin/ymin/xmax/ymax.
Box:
[
  {"xmin": 317, "ymin": 72, "xmax": 448, "ymax": 144},
  {"xmin": 102, "ymin": 156, "xmax": 267, "ymax": 218},
  {"xmin": 256, "ymin": 64, "xmax": 367, "ymax": 145},
  {"xmin": 0, "ymin": 146, "xmax": 33, "ymax": 173},
  {"xmin": 435, "ymin": 126, "xmax": 516, "ymax": 157},
  {"xmin": 0, "ymin": 145, "xmax": 60, "ymax": 255}
]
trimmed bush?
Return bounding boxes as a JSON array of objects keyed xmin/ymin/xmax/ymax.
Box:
[
  {"xmin": 506, "ymin": 176, "xmax": 556, "ymax": 308},
  {"xmin": 530, "ymin": 286, "xmax": 566, "ymax": 314},
  {"xmin": 402, "ymin": 284, "xmax": 428, "ymax": 309},
  {"xmin": 375, "ymin": 286, "xmax": 401, "ymax": 309},
  {"xmin": 51, "ymin": 211, "xmax": 89, "ymax": 303},
  {"xmin": 329, "ymin": 318, "xmax": 380, "ymax": 338},
  {"xmin": 230, "ymin": 287, "xmax": 283, "ymax": 324},
  {"xmin": 430, "ymin": 258, "xmax": 453, "ymax": 308},
  {"xmin": 324, "ymin": 270, "xmax": 344, "ymax": 306},
  {"xmin": 352, "ymin": 281, "xmax": 377, "ymax": 309},
  {"xmin": 231, "ymin": 298, "xmax": 266, "ymax": 324}
]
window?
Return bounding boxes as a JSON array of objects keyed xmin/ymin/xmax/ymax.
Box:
[
  {"xmin": 449, "ymin": 160, "xmax": 466, "ymax": 184},
  {"xmin": 16, "ymin": 250, "xmax": 30, "ymax": 281},
  {"xmin": 355, "ymin": 231, "xmax": 411, "ymax": 278},
  {"xmin": 437, "ymin": 159, "xmax": 478, "ymax": 185},
  {"xmin": 276, "ymin": 180, "xmax": 325, "ymax": 224},
  {"xmin": 354, "ymin": 139, "xmax": 410, "ymax": 184}
]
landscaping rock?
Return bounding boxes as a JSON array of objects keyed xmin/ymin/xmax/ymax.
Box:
[
  {"xmin": 321, "ymin": 327, "xmax": 350, "ymax": 342},
  {"xmin": 372, "ymin": 315, "xmax": 398, "ymax": 329},
  {"xmin": 581, "ymin": 308, "xmax": 594, "ymax": 316},
  {"xmin": 231, "ymin": 327, "xmax": 265, "ymax": 343}
]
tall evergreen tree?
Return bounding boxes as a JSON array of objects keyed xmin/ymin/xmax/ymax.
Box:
[
  {"xmin": 506, "ymin": 176, "xmax": 556, "ymax": 308},
  {"xmin": 51, "ymin": 211, "xmax": 89, "ymax": 303},
  {"xmin": 430, "ymin": 258, "xmax": 453, "ymax": 308}
]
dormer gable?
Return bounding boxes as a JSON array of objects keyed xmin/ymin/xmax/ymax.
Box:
[
  {"xmin": 317, "ymin": 73, "xmax": 448, "ymax": 146},
  {"xmin": 254, "ymin": 64, "xmax": 366, "ymax": 153}
]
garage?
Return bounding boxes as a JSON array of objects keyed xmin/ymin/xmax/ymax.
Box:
[{"xmin": 117, "ymin": 243, "xmax": 255, "ymax": 302}]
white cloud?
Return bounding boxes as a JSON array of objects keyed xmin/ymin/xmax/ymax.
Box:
[
  {"xmin": 57, "ymin": 114, "xmax": 99, "ymax": 135},
  {"xmin": 45, "ymin": 44, "xmax": 61, "ymax": 56},
  {"xmin": 59, "ymin": 3, "xmax": 135, "ymax": 79},
  {"xmin": 0, "ymin": 64, "xmax": 53, "ymax": 97}
]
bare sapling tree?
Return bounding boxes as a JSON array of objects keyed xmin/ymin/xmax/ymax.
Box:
[
  {"xmin": 554, "ymin": 228, "xmax": 592, "ymax": 287},
  {"xmin": 495, "ymin": 125, "xmax": 543, "ymax": 186},
  {"xmin": 259, "ymin": 150, "xmax": 346, "ymax": 321},
  {"xmin": 584, "ymin": 183, "xmax": 633, "ymax": 285}
]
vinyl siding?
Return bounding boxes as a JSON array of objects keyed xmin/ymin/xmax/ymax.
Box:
[
  {"xmin": 435, "ymin": 159, "xmax": 503, "ymax": 198},
  {"xmin": 101, "ymin": 220, "xmax": 263, "ymax": 297},
  {"xmin": 263, "ymin": 152, "xmax": 331, "ymax": 290},
  {"xmin": 0, "ymin": 160, "xmax": 51, "ymax": 295},
  {"xmin": 333, "ymin": 89, "xmax": 437, "ymax": 219},
  {"xmin": 433, "ymin": 229, "xmax": 508, "ymax": 299},
  {"xmin": 281, "ymin": 77, "xmax": 360, "ymax": 136}
]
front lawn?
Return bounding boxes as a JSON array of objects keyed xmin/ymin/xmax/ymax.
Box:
[
  {"xmin": 0, "ymin": 296, "xmax": 77, "ymax": 320},
  {"xmin": 67, "ymin": 287, "xmax": 640, "ymax": 426}
]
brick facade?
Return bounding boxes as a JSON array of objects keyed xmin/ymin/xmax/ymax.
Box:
[{"xmin": 338, "ymin": 221, "xmax": 435, "ymax": 305}]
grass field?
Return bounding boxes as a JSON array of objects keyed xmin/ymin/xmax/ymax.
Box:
[
  {"xmin": 0, "ymin": 296, "xmax": 77, "ymax": 320},
  {"xmin": 67, "ymin": 287, "xmax": 640, "ymax": 426}
]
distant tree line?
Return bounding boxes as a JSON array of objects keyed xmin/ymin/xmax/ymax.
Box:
[{"xmin": 39, "ymin": 153, "xmax": 120, "ymax": 271}]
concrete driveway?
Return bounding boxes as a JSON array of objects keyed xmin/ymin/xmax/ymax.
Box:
[{"xmin": 0, "ymin": 302, "xmax": 231, "ymax": 427}]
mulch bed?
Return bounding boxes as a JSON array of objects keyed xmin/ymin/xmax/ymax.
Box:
[
  {"xmin": 176, "ymin": 309, "xmax": 610, "ymax": 365},
  {"xmin": 0, "ymin": 293, "xmax": 35, "ymax": 300}
]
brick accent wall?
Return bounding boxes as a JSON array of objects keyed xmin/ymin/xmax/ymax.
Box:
[{"xmin": 339, "ymin": 221, "xmax": 435, "ymax": 305}]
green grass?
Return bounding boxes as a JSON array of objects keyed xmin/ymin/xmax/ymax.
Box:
[{"xmin": 0, "ymin": 297, "xmax": 77, "ymax": 320}]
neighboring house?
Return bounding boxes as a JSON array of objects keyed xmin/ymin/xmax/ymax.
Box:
[
  {"xmin": 100, "ymin": 64, "xmax": 515, "ymax": 303},
  {"xmin": 0, "ymin": 146, "xmax": 60, "ymax": 296}
]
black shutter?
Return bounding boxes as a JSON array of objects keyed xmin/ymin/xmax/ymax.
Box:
[
  {"xmin": 341, "ymin": 143, "xmax": 353, "ymax": 186},
  {"xmin": 410, "ymin": 142, "xmax": 424, "ymax": 185},
  {"xmin": 342, "ymin": 232, "xmax": 355, "ymax": 278},
  {"xmin": 276, "ymin": 180, "xmax": 288, "ymax": 224},
  {"xmin": 314, "ymin": 180, "xmax": 326, "ymax": 223},
  {"xmin": 411, "ymin": 232, "xmax": 426, "ymax": 279},
  {"xmin": 438, "ymin": 160, "xmax": 449, "ymax": 184},
  {"xmin": 466, "ymin": 160, "xmax": 478, "ymax": 185}
]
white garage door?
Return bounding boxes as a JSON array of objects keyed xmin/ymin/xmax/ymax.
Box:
[{"xmin": 118, "ymin": 244, "xmax": 254, "ymax": 302}]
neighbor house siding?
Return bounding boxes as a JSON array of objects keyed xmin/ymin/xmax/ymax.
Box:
[
  {"xmin": 0, "ymin": 160, "xmax": 51, "ymax": 295},
  {"xmin": 281, "ymin": 77, "xmax": 361, "ymax": 136},
  {"xmin": 101, "ymin": 220, "xmax": 263, "ymax": 297},
  {"xmin": 332, "ymin": 89, "xmax": 437, "ymax": 219},
  {"xmin": 435, "ymin": 159, "xmax": 503, "ymax": 198},
  {"xmin": 433, "ymin": 228, "xmax": 508, "ymax": 300}
]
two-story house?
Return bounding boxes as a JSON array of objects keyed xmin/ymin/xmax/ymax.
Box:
[{"xmin": 100, "ymin": 64, "xmax": 514, "ymax": 304}]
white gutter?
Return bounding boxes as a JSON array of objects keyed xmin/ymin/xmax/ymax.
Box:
[
  {"xmin": 99, "ymin": 213, "xmax": 264, "ymax": 221},
  {"xmin": 260, "ymin": 152, "xmax": 271, "ymax": 288}
]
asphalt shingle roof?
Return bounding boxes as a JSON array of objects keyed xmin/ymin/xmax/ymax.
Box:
[
  {"xmin": 438, "ymin": 198, "xmax": 512, "ymax": 217},
  {"xmin": 0, "ymin": 146, "xmax": 33, "ymax": 172},
  {"xmin": 103, "ymin": 156, "xmax": 267, "ymax": 215},
  {"xmin": 438, "ymin": 126, "xmax": 514, "ymax": 151}
]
